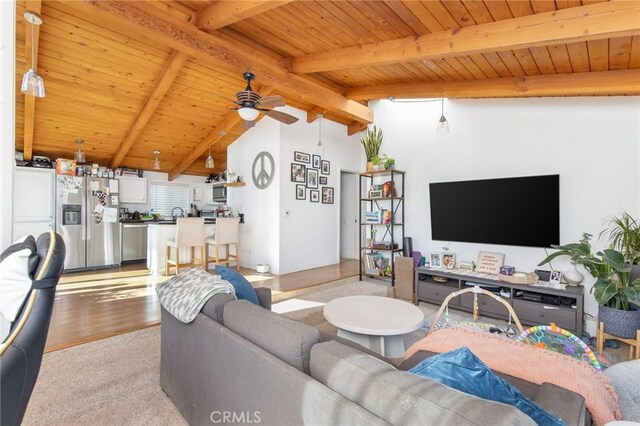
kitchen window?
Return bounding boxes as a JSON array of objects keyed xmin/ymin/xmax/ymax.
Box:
[{"xmin": 148, "ymin": 183, "xmax": 189, "ymax": 217}]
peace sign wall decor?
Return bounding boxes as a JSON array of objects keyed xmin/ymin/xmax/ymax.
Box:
[{"xmin": 252, "ymin": 152, "xmax": 275, "ymax": 189}]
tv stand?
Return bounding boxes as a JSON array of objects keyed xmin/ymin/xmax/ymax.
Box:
[{"xmin": 414, "ymin": 267, "xmax": 584, "ymax": 337}]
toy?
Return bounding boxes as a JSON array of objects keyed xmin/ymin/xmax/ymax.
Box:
[{"xmin": 516, "ymin": 323, "xmax": 602, "ymax": 371}]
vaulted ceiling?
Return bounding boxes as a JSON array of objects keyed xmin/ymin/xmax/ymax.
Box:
[{"xmin": 15, "ymin": 0, "xmax": 640, "ymax": 178}]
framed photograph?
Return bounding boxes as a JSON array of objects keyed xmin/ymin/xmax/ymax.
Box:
[
  {"xmin": 310, "ymin": 190, "xmax": 319, "ymax": 203},
  {"xmin": 312, "ymin": 154, "xmax": 321, "ymax": 169},
  {"xmin": 549, "ymin": 270, "xmax": 562, "ymax": 285},
  {"xmin": 319, "ymin": 176, "xmax": 328, "ymax": 185},
  {"xmin": 368, "ymin": 189, "xmax": 383, "ymax": 199},
  {"xmin": 429, "ymin": 252, "xmax": 443, "ymax": 268},
  {"xmin": 322, "ymin": 187, "xmax": 334, "ymax": 204},
  {"xmin": 294, "ymin": 151, "xmax": 310, "ymax": 164},
  {"xmin": 291, "ymin": 163, "xmax": 306, "ymax": 183},
  {"xmin": 306, "ymin": 168, "xmax": 319, "ymax": 188},
  {"xmin": 296, "ymin": 184, "xmax": 306, "ymax": 200},
  {"xmin": 321, "ymin": 160, "xmax": 330, "ymax": 175},
  {"xmin": 476, "ymin": 251, "xmax": 505, "ymax": 275},
  {"xmin": 442, "ymin": 252, "xmax": 456, "ymax": 269}
]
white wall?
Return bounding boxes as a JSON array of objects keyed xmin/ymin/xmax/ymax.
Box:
[
  {"xmin": 278, "ymin": 108, "xmax": 361, "ymax": 274},
  {"xmin": 370, "ymin": 97, "xmax": 640, "ymax": 332},
  {"xmin": 227, "ymin": 118, "xmax": 281, "ymax": 273},
  {"xmin": 0, "ymin": 1, "xmax": 16, "ymax": 249}
]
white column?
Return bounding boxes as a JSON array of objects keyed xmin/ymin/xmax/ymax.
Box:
[{"xmin": 0, "ymin": 1, "xmax": 16, "ymax": 249}]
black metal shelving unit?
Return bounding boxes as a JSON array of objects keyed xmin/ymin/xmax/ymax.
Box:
[{"xmin": 358, "ymin": 169, "xmax": 405, "ymax": 287}]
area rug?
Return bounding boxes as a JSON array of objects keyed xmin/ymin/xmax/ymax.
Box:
[{"xmin": 22, "ymin": 279, "xmax": 506, "ymax": 424}]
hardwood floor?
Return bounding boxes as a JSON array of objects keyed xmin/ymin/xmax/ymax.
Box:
[{"xmin": 45, "ymin": 259, "xmax": 359, "ymax": 352}]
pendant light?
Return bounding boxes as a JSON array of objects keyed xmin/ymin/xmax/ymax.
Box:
[
  {"xmin": 205, "ymin": 145, "xmax": 215, "ymax": 169},
  {"xmin": 21, "ymin": 11, "xmax": 45, "ymax": 98},
  {"xmin": 316, "ymin": 113, "xmax": 324, "ymax": 155},
  {"xmin": 153, "ymin": 150, "xmax": 161, "ymax": 170},
  {"xmin": 74, "ymin": 138, "xmax": 86, "ymax": 163},
  {"xmin": 436, "ymin": 98, "xmax": 449, "ymax": 134}
]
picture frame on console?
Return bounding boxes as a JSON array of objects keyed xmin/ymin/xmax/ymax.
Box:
[
  {"xmin": 442, "ymin": 252, "xmax": 456, "ymax": 269},
  {"xmin": 549, "ymin": 270, "xmax": 562, "ymax": 285},
  {"xmin": 429, "ymin": 252, "xmax": 443, "ymax": 268}
]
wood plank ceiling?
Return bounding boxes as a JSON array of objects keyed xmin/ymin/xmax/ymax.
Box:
[{"xmin": 15, "ymin": 0, "xmax": 640, "ymax": 178}]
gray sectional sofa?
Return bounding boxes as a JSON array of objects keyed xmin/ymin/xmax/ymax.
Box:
[{"xmin": 160, "ymin": 289, "xmax": 587, "ymax": 426}]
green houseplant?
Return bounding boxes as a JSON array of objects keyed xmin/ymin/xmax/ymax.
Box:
[
  {"xmin": 600, "ymin": 212, "xmax": 640, "ymax": 265},
  {"xmin": 380, "ymin": 154, "xmax": 395, "ymax": 170},
  {"xmin": 538, "ymin": 233, "xmax": 640, "ymax": 338},
  {"xmin": 360, "ymin": 126, "xmax": 383, "ymax": 172}
]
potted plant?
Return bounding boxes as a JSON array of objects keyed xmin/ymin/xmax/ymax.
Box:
[
  {"xmin": 360, "ymin": 126, "xmax": 383, "ymax": 172},
  {"xmin": 371, "ymin": 155, "xmax": 384, "ymax": 171},
  {"xmin": 380, "ymin": 154, "xmax": 395, "ymax": 170},
  {"xmin": 600, "ymin": 212, "xmax": 640, "ymax": 276},
  {"xmin": 538, "ymin": 233, "xmax": 640, "ymax": 338}
]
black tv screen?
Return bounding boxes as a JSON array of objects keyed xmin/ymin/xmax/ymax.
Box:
[{"xmin": 429, "ymin": 175, "xmax": 559, "ymax": 248}]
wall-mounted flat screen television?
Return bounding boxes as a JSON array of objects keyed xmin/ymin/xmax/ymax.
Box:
[{"xmin": 429, "ymin": 175, "xmax": 559, "ymax": 248}]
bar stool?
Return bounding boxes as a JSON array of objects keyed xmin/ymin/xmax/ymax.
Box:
[
  {"xmin": 205, "ymin": 217, "xmax": 240, "ymax": 271},
  {"xmin": 165, "ymin": 217, "xmax": 205, "ymax": 276}
]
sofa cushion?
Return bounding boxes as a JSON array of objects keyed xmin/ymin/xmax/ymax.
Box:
[
  {"xmin": 216, "ymin": 266, "xmax": 259, "ymax": 305},
  {"xmin": 310, "ymin": 340, "xmax": 535, "ymax": 426},
  {"xmin": 224, "ymin": 300, "xmax": 320, "ymax": 374},
  {"xmin": 408, "ymin": 347, "xmax": 562, "ymax": 426},
  {"xmin": 200, "ymin": 293, "xmax": 236, "ymax": 324}
]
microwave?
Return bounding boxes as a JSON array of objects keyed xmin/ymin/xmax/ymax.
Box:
[{"xmin": 210, "ymin": 185, "xmax": 227, "ymax": 202}]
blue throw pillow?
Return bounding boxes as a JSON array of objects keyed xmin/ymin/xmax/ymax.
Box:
[
  {"xmin": 216, "ymin": 266, "xmax": 259, "ymax": 305},
  {"xmin": 409, "ymin": 347, "xmax": 564, "ymax": 426}
]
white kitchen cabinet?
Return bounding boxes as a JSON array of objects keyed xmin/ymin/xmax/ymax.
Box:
[
  {"xmin": 13, "ymin": 168, "xmax": 55, "ymax": 240},
  {"xmin": 117, "ymin": 176, "xmax": 147, "ymax": 203}
]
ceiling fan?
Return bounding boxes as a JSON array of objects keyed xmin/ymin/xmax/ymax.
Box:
[{"xmin": 220, "ymin": 72, "xmax": 298, "ymax": 128}]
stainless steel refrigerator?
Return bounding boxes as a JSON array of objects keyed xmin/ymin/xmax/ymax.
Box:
[{"xmin": 56, "ymin": 176, "xmax": 121, "ymax": 271}]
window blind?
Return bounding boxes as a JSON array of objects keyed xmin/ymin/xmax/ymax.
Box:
[{"xmin": 148, "ymin": 183, "xmax": 189, "ymax": 217}]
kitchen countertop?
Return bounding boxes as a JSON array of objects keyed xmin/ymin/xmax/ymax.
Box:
[{"xmin": 121, "ymin": 218, "xmax": 241, "ymax": 225}]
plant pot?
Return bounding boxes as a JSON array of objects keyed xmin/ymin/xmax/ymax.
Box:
[
  {"xmin": 373, "ymin": 164, "xmax": 385, "ymax": 171},
  {"xmin": 563, "ymin": 262, "xmax": 584, "ymax": 286},
  {"xmin": 366, "ymin": 161, "xmax": 373, "ymax": 172},
  {"xmin": 598, "ymin": 304, "xmax": 640, "ymax": 338},
  {"xmin": 385, "ymin": 165, "xmax": 395, "ymax": 170}
]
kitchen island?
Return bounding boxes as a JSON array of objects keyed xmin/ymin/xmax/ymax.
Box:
[{"xmin": 147, "ymin": 221, "xmax": 216, "ymax": 275}]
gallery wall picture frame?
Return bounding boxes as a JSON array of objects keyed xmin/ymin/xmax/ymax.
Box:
[
  {"xmin": 312, "ymin": 154, "xmax": 321, "ymax": 169},
  {"xmin": 294, "ymin": 151, "xmax": 310, "ymax": 163},
  {"xmin": 307, "ymin": 168, "xmax": 319, "ymax": 188},
  {"xmin": 291, "ymin": 163, "xmax": 306, "ymax": 183},
  {"xmin": 321, "ymin": 160, "xmax": 330, "ymax": 175},
  {"xmin": 319, "ymin": 176, "xmax": 328, "ymax": 185},
  {"xmin": 310, "ymin": 190, "xmax": 319, "ymax": 203},
  {"xmin": 296, "ymin": 184, "xmax": 306, "ymax": 200},
  {"xmin": 322, "ymin": 186, "xmax": 334, "ymax": 204}
]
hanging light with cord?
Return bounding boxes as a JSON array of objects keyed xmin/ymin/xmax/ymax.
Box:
[
  {"xmin": 152, "ymin": 150, "xmax": 161, "ymax": 170},
  {"xmin": 205, "ymin": 145, "xmax": 214, "ymax": 169},
  {"xmin": 436, "ymin": 98, "xmax": 450, "ymax": 134},
  {"xmin": 21, "ymin": 11, "xmax": 45, "ymax": 97},
  {"xmin": 316, "ymin": 113, "xmax": 324, "ymax": 155}
]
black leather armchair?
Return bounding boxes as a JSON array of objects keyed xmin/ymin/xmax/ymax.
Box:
[{"xmin": 1, "ymin": 231, "xmax": 66, "ymax": 426}]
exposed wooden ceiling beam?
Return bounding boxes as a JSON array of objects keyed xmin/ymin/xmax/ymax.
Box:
[
  {"xmin": 110, "ymin": 51, "xmax": 188, "ymax": 169},
  {"xmin": 63, "ymin": 0, "xmax": 372, "ymax": 125},
  {"xmin": 22, "ymin": 0, "xmax": 42, "ymax": 162},
  {"xmin": 169, "ymin": 87, "xmax": 275, "ymax": 180},
  {"xmin": 347, "ymin": 121, "xmax": 368, "ymax": 136},
  {"xmin": 197, "ymin": 1, "xmax": 294, "ymax": 30},
  {"xmin": 291, "ymin": 1, "xmax": 640, "ymax": 73},
  {"xmin": 306, "ymin": 106, "xmax": 325, "ymax": 123},
  {"xmin": 345, "ymin": 70, "xmax": 640, "ymax": 100}
]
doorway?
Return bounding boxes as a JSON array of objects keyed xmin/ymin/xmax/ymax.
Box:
[{"xmin": 340, "ymin": 171, "xmax": 359, "ymax": 260}]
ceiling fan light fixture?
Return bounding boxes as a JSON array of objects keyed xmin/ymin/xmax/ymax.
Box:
[
  {"xmin": 21, "ymin": 11, "xmax": 45, "ymax": 98},
  {"xmin": 153, "ymin": 150, "xmax": 161, "ymax": 170},
  {"xmin": 238, "ymin": 106, "xmax": 260, "ymax": 121},
  {"xmin": 74, "ymin": 138, "xmax": 86, "ymax": 163}
]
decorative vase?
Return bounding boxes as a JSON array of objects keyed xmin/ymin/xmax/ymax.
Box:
[
  {"xmin": 366, "ymin": 161, "xmax": 373, "ymax": 172},
  {"xmin": 599, "ymin": 304, "xmax": 640, "ymax": 338},
  {"xmin": 563, "ymin": 262, "xmax": 584, "ymax": 286}
]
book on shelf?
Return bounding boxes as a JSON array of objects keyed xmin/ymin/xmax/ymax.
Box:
[{"xmin": 364, "ymin": 209, "xmax": 391, "ymax": 224}]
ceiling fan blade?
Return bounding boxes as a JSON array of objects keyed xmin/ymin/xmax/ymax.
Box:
[
  {"xmin": 257, "ymin": 95, "xmax": 285, "ymax": 108},
  {"xmin": 262, "ymin": 109, "xmax": 299, "ymax": 125},
  {"xmin": 243, "ymin": 120, "xmax": 256, "ymax": 129},
  {"xmin": 208, "ymin": 92, "xmax": 241, "ymax": 105}
]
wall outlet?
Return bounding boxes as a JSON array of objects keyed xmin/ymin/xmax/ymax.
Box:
[{"xmin": 284, "ymin": 211, "xmax": 290, "ymax": 217}]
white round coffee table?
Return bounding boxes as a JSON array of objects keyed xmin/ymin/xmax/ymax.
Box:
[{"xmin": 323, "ymin": 295, "xmax": 424, "ymax": 358}]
